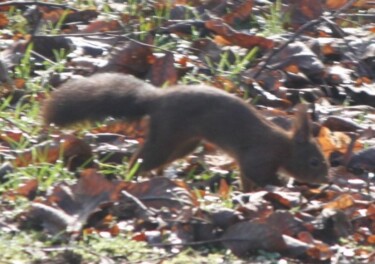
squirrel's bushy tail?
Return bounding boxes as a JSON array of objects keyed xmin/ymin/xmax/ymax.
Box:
[{"xmin": 43, "ymin": 73, "xmax": 159, "ymax": 126}]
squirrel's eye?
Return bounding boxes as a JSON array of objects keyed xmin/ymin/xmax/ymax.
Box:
[{"xmin": 309, "ymin": 157, "xmax": 320, "ymax": 168}]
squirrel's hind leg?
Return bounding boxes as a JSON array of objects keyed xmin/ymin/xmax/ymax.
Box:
[
  {"xmin": 167, "ymin": 139, "xmax": 201, "ymax": 162},
  {"xmin": 128, "ymin": 135, "xmax": 200, "ymax": 176}
]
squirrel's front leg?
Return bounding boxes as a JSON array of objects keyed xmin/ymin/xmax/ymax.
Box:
[{"xmin": 239, "ymin": 153, "xmax": 282, "ymax": 192}]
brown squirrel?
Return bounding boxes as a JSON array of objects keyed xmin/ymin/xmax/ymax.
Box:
[{"xmin": 43, "ymin": 73, "xmax": 329, "ymax": 191}]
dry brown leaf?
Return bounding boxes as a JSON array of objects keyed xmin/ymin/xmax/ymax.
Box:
[
  {"xmin": 317, "ymin": 127, "xmax": 363, "ymax": 157},
  {"xmin": 218, "ymin": 178, "xmax": 230, "ymax": 198},
  {"xmin": 0, "ymin": 13, "xmax": 9, "ymax": 28},
  {"xmin": 123, "ymin": 177, "xmax": 195, "ymax": 210},
  {"xmin": 306, "ymin": 243, "xmax": 333, "ymax": 260},
  {"xmin": 222, "ymin": 221, "xmax": 287, "ymax": 258},
  {"xmin": 347, "ymin": 147, "xmax": 375, "ymax": 173},
  {"xmin": 149, "ymin": 52, "xmax": 177, "ymax": 86},
  {"xmin": 104, "ymin": 38, "xmax": 154, "ymax": 76},
  {"xmin": 267, "ymin": 211, "xmax": 307, "ymax": 237},
  {"xmin": 61, "ymin": 135, "xmax": 94, "ymax": 171},
  {"xmin": 222, "ymin": 0, "xmax": 254, "ymax": 25},
  {"xmin": 83, "ymin": 20, "xmax": 121, "ymax": 33},
  {"xmin": 3, "ymin": 179, "xmax": 38, "ymax": 200},
  {"xmin": 325, "ymin": 0, "xmax": 349, "ymax": 9},
  {"xmin": 324, "ymin": 193, "xmax": 355, "ymax": 210},
  {"xmin": 205, "ymin": 18, "xmax": 274, "ymax": 50},
  {"xmin": 286, "ymin": 0, "xmax": 324, "ymax": 29}
]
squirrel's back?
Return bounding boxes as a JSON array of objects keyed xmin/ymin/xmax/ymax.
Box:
[{"xmin": 44, "ymin": 72, "xmax": 287, "ymax": 156}]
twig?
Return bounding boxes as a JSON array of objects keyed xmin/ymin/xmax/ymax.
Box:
[{"xmin": 0, "ymin": 1, "xmax": 78, "ymax": 11}]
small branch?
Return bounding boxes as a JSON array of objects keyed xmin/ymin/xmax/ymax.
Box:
[{"xmin": 0, "ymin": 1, "xmax": 79, "ymax": 11}]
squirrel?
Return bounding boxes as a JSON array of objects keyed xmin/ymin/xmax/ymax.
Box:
[{"xmin": 43, "ymin": 72, "xmax": 329, "ymax": 191}]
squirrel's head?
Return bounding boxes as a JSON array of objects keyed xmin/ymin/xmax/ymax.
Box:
[{"xmin": 283, "ymin": 105, "xmax": 329, "ymax": 184}]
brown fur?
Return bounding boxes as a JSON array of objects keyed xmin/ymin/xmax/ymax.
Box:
[{"xmin": 43, "ymin": 73, "xmax": 329, "ymax": 191}]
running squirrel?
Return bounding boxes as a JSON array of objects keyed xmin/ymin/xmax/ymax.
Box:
[{"xmin": 43, "ymin": 73, "xmax": 329, "ymax": 191}]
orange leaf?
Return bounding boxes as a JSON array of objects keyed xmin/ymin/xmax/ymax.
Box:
[
  {"xmin": 285, "ymin": 64, "xmax": 300, "ymax": 74},
  {"xmin": 205, "ymin": 19, "xmax": 274, "ymax": 49},
  {"xmin": 83, "ymin": 20, "xmax": 121, "ymax": 33},
  {"xmin": 368, "ymin": 235, "xmax": 375, "ymax": 244},
  {"xmin": 325, "ymin": 0, "xmax": 348, "ymax": 10},
  {"xmin": 16, "ymin": 179, "xmax": 38, "ymax": 199},
  {"xmin": 317, "ymin": 127, "xmax": 363, "ymax": 157},
  {"xmin": 222, "ymin": 0, "xmax": 254, "ymax": 25},
  {"xmin": 218, "ymin": 178, "xmax": 230, "ymax": 198},
  {"xmin": 14, "ymin": 78, "xmax": 26, "ymax": 89},
  {"xmin": 324, "ymin": 193, "xmax": 355, "ymax": 210},
  {"xmin": 213, "ymin": 35, "xmax": 232, "ymax": 46},
  {"xmin": 0, "ymin": 13, "xmax": 9, "ymax": 28},
  {"xmin": 41, "ymin": 8, "xmax": 73, "ymax": 23}
]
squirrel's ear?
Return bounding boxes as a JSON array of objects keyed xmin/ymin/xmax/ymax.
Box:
[{"xmin": 292, "ymin": 104, "xmax": 312, "ymax": 143}]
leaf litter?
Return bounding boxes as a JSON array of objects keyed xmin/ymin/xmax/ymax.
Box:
[{"xmin": 0, "ymin": 0, "xmax": 374, "ymax": 263}]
